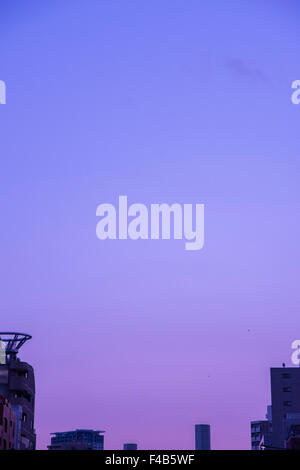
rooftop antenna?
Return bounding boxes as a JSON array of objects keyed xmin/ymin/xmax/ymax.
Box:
[{"xmin": 0, "ymin": 332, "xmax": 32, "ymax": 357}]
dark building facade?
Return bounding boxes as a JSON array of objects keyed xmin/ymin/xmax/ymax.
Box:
[
  {"xmin": 251, "ymin": 366, "xmax": 300, "ymax": 449},
  {"xmin": 0, "ymin": 333, "xmax": 36, "ymax": 450},
  {"xmin": 195, "ymin": 424, "xmax": 211, "ymax": 450},
  {"xmin": 48, "ymin": 430, "xmax": 105, "ymax": 450},
  {"xmin": 250, "ymin": 420, "xmax": 272, "ymax": 450},
  {"xmin": 271, "ymin": 367, "xmax": 300, "ymax": 449},
  {"xmin": 123, "ymin": 443, "xmax": 138, "ymax": 450},
  {"xmin": 0, "ymin": 394, "xmax": 15, "ymax": 450},
  {"xmin": 286, "ymin": 424, "xmax": 300, "ymax": 450}
]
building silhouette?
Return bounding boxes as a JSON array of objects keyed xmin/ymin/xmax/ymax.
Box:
[
  {"xmin": 0, "ymin": 332, "xmax": 36, "ymax": 450},
  {"xmin": 251, "ymin": 365, "xmax": 300, "ymax": 449},
  {"xmin": 271, "ymin": 366, "xmax": 300, "ymax": 449},
  {"xmin": 123, "ymin": 443, "xmax": 138, "ymax": 450},
  {"xmin": 286, "ymin": 424, "xmax": 300, "ymax": 449},
  {"xmin": 250, "ymin": 419, "xmax": 272, "ymax": 450},
  {"xmin": 195, "ymin": 424, "xmax": 211, "ymax": 450},
  {"xmin": 0, "ymin": 394, "xmax": 16, "ymax": 450},
  {"xmin": 48, "ymin": 429, "xmax": 105, "ymax": 450}
]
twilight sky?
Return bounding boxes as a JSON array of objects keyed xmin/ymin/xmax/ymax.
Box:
[{"xmin": 0, "ymin": 0, "xmax": 300, "ymax": 450}]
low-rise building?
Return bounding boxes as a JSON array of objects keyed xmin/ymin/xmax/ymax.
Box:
[{"xmin": 48, "ymin": 429, "xmax": 105, "ymax": 450}]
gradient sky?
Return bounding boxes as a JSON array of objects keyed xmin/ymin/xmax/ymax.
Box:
[{"xmin": 1, "ymin": 0, "xmax": 300, "ymax": 450}]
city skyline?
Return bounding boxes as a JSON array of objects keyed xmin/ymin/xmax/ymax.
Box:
[
  {"xmin": 2, "ymin": 332, "xmax": 300, "ymax": 450},
  {"xmin": 1, "ymin": 0, "xmax": 300, "ymax": 450}
]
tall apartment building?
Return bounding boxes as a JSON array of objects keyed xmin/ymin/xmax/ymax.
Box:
[
  {"xmin": 251, "ymin": 365, "xmax": 300, "ymax": 449},
  {"xmin": 271, "ymin": 366, "xmax": 300, "ymax": 449},
  {"xmin": 0, "ymin": 333, "xmax": 36, "ymax": 450},
  {"xmin": 195, "ymin": 424, "xmax": 211, "ymax": 450}
]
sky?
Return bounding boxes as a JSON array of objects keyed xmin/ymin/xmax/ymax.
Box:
[{"xmin": 0, "ymin": 0, "xmax": 300, "ymax": 450}]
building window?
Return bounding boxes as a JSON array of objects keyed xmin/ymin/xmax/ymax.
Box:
[
  {"xmin": 283, "ymin": 387, "xmax": 292, "ymax": 392},
  {"xmin": 284, "ymin": 401, "xmax": 292, "ymax": 406},
  {"xmin": 282, "ymin": 373, "xmax": 291, "ymax": 379},
  {"xmin": 4, "ymin": 417, "xmax": 7, "ymax": 433}
]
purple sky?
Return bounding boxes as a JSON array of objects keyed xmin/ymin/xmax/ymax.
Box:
[{"xmin": 1, "ymin": 0, "xmax": 300, "ymax": 450}]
